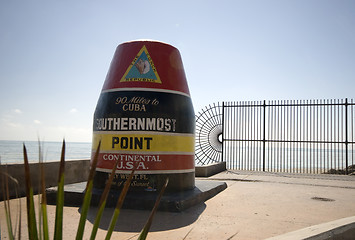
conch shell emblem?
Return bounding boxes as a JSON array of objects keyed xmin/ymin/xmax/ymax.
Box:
[{"xmin": 135, "ymin": 59, "xmax": 150, "ymax": 74}]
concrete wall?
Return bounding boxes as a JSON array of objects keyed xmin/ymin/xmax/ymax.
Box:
[
  {"xmin": 195, "ymin": 162, "xmax": 226, "ymax": 177},
  {"xmin": 0, "ymin": 159, "xmax": 91, "ymax": 200},
  {"xmin": 1, "ymin": 160, "xmax": 228, "ymax": 200}
]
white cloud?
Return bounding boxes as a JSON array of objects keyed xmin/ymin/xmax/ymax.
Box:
[
  {"xmin": 1, "ymin": 113, "xmax": 22, "ymax": 128},
  {"xmin": 13, "ymin": 109, "xmax": 22, "ymax": 114},
  {"xmin": 69, "ymin": 108, "xmax": 78, "ymax": 113},
  {"xmin": 50, "ymin": 125, "xmax": 92, "ymax": 142},
  {"xmin": 0, "ymin": 109, "xmax": 92, "ymax": 142},
  {"xmin": 6, "ymin": 122, "xmax": 23, "ymax": 128}
]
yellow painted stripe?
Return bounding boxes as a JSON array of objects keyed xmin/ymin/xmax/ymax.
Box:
[{"xmin": 92, "ymin": 133, "xmax": 195, "ymax": 153}]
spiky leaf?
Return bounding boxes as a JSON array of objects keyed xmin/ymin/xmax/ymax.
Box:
[
  {"xmin": 39, "ymin": 141, "xmax": 49, "ymax": 240},
  {"xmin": 23, "ymin": 144, "xmax": 39, "ymax": 239},
  {"xmin": 137, "ymin": 177, "xmax": 169, "ymax": 240},
  {"xmin": 105, "ymin": 165, "xmax": 137, "ymax": 240},
  {"xmin": 53, "ymin": 140, "xmax": 65, "ymax": 240},
  {"xmin": 75, "ymin": 141, "xmax": 101, "ymax": 240},
  {"xmin": 90, "ymin": 158, "xmax": 119, "ymax": 240}
]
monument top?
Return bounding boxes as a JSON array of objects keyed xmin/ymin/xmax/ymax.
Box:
[{"xmin": 102, "ymin": 40, "xmax": 190, "ymax": 97}]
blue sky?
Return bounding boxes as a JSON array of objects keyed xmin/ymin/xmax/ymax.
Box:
[{"xmin": 1, "ymin": 0, "xmax": 354, "ymax": 142}]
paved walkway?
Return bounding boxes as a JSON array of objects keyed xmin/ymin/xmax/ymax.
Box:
[{"xmin": 1, "ymin": 171, "xmax": 355, "ymax": 239}]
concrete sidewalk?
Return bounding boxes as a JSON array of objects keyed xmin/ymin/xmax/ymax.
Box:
[{"xmin": 1, "ymin": 171, "xmax": 355, "ymax": 239}]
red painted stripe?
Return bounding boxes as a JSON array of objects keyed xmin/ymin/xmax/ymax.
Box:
[
  {"xmin": 102, "ymin": 41, "xmax": 190, "ymax": 96},
  {"xmin": 95, "ymin": 153, "xmax": 194, "ymax": 171}
]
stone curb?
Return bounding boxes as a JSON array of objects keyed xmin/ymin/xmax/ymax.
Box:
[
  {"xmin": 265, "ymin": 216, "xmax": 355, "ymax": 240},
  {"xmin": 195, "ymin": 162, "xmax": 226, "ymax": 177}
]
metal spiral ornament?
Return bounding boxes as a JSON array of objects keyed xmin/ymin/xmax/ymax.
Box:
[{"xmin": 195, "ymin": 102, "xmax": 223, "ymax": 165}]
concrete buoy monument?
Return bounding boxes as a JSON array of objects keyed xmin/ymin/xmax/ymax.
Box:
[
  {"xmin": 45, "ymin": 40, "xmax": 226, "ymax": 211},
  {"xmin": 92, "ymin": 40, "xmax": 195, "ymax": 192}
]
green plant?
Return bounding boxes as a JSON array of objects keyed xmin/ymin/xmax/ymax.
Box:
[
  {"xmin": 1, "ymin": 164, "xmax": 22, "ymax": 240},
  {"xmin": 1, "ymin": 140, "xmax": 168, "ymax": 239}
]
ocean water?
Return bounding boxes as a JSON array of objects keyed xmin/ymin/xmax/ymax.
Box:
[{"xmin": 0, "ymin": 140, "xmax": 92, "ymax": 164}]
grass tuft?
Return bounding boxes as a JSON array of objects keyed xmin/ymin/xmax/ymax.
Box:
[{"xmin": 3, "ymin": 139, "xmax": 168, "ymax": 239}]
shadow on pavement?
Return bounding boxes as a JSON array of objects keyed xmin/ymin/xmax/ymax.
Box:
[{"xmin": 85, "ymin": 202, "xmax": 206, "ymax": 232}]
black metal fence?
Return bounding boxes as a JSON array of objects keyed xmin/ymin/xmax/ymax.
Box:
[{"xmin": 195, "ymin": 99, "xmax": 355, "ymax": 174}]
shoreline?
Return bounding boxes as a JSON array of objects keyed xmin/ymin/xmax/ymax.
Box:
[{"xmin": 0, "ymin": 140, "xmax": 92, "ymax": 164}]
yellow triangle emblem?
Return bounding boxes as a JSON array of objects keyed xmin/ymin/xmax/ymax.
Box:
[{"xmin": 120, "ymin": 45, "xmax": 162, "ymax": 83}]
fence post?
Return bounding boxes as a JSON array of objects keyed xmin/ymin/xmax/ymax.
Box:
[
  {"xmin": 222, "ymin": 101, "xmax": 225, "ymax": 164},
  {"xmin": 345, "ymin": 98, "xmax": 349, "ymax": 175},
  {"xmin": 263, "ymin": 100, "xmax": 266, "ymax": 171}
]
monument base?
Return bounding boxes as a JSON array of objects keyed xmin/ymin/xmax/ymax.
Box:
[
  {"xmin": 46, "ymin": 180, "xmax": 227, "ymax": 212},
  {"xmin": 93, "ymin": 171, "xmax": 196, "ymax": 192}
]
